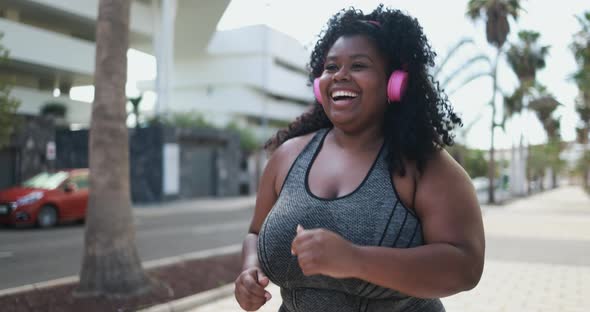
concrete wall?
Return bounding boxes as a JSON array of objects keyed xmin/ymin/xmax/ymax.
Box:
[
  {"xmin": 142, "ymin": 25, "xmax": 313, "ymax": 131},
  {"xmin": 172, "ymin": 86, "xmax": 307, "ymax": 123},
  {"xmin": 15, "ymin": 0, "xmax": 154, "ymax": 41},
  {"xmin": 0, "ymin": 18, "xmax": 95, "ymax": 77}
]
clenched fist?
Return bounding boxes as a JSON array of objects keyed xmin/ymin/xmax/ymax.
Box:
[
  {"xmin": 234, "ymin": 267, "xmax": 272, "ymax": 311},
  {"xmin": 291, "ymin": 225, "xmax": 360, "ymax": 278}
]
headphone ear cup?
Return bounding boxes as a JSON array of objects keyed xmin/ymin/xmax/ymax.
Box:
[
  {"xmin": 313, "ymin": 78, "xmax": 323, "ymax": 104},
  {"xmin": 387, "ymin": 70, "xmax": 408, "ymax": 102}
]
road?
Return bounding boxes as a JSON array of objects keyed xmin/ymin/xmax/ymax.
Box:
[
  {"xmin": 0, "ymin": 186, "xmax": 503, "ymax": 290},
  {"xmin": 0, "ymin": 201, "xmax": 254, "ymax": 289}
]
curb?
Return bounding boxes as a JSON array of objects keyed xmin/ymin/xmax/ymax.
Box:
[
  {"xmin": 0, "ymin": 244, "xmax": 241, "ymax": 298},
  {"xmin": 138, "ymin": 283, "xmax": 235, "ymax": 312},
  {"xmin": 134, "ymin": 196, "xmax": 256, "ymax": 216},
  {"xmin": 0, "ymin": 276, "xmax": 79, "ymax": 297}
]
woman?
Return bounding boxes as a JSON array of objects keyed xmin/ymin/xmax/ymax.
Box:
[{"xmin": 235, "ymin": 5, "xmax": 484, "ymax": 312}]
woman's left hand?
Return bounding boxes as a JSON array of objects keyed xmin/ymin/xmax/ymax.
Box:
[{"xmin": 291, "ymin": 225, "xmax": 359, "ymax": 278}]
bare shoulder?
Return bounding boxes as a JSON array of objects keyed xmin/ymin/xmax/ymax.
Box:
[
  {"xmin": 414, "ymin": 147, "xmax": 479, "ymax": 223},
  {"xmin": 420, "ymin": 148, "xmax": 470, "ymax": 182},
  {"xmin": 271, "ymin": 131, "xmax": 318, "ymax": 194},
  {"xmin": 394, "ymin": 149, "xmax": 472, "ymax": 213}
]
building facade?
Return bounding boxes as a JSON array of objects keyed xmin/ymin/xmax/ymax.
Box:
[
  {"xmin": 141, "ymin": 23, "xmax": 312, "ymax": 139},
  {"xmin": 0, "ymin": 0, "xmax": 159, "ymax": 124},
  {"xmin": 0, "ymin": 0, "xmax": 312, "ymax": 197},
  {"xmin": 0, "ymin": 0, "xmax": 311, "ymax": 136}
]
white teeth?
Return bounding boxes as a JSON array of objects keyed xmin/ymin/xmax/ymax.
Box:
[{"xmin": 331, "ymin": 90, "xmax": 358, "ymax": 99}]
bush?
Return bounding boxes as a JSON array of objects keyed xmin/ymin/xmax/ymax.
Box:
[
  {"xmin": 40, "ymin": 101, "xmax": 67, "ymax": 118},
  {"xmin": 155, "ymin": 112, "xmax": 215, "ymax": 129},
  {"xmin": 225, "ymin": 122, "xmax": 259, "ymax": 152}
]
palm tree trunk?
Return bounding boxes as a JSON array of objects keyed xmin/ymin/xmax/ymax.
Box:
[
  {"xmin": 76, "ymin": 0, "xmax": 151, "ymax": 297},
  {"xmin": 488, "ymin": 48, "xmax": 502, "ymax": 204}
]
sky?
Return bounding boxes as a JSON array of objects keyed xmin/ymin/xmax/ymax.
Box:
[{"xmin": 71, "ymin": 0, "xmax": 588, "ymax": 150}]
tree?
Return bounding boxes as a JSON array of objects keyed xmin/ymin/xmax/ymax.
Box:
[
  {"xmin": 504, "ymin": 30, "xmax": 550, "ymax": 114},
  {"xmin": 570, "ymin": 11, "xmax": 590, "ymax": 188},
  {"xmin": 226, "ymin": 121, "xmax": 259, "ymax": 153},
  {"xmin": 465, "ymin": 148, "xmax": 489, "ymax": 178},
  {"xmin": 434, "ymin": 38, "xmax": 491, "ymax": 166},
  {"xmin": 466, "ymin": 0, "xmax": 523, "ymax": 203},
  {"xmin": 0, "ymin": 32, "xmax": 21, "ymax": 148},
  {"xmin": 505, "ymin": 30, "xmax": 554, "ymax": 189},
  {"xmin": 506, "ymin": 31, "xmax": 549, "ymax": 84},
  {"xmin": 571, "ymin": 12, "xmax": 590, "ymax": 93},
  {"xmin": 128, "ymin": 94, "xmax": 143, "ymax": 129},
  {"xmin": 528, "ymin": 87, "xmax": 564, "ymax": 188},
  {"xmin": 76, "ymin": 0, "xmax": 152, "ymax": 297},
  {"xmin": 526, "ymin": 144, "xmax": 547, "ymax": 191},
  {"xmin": 40, "ymin": 101, "xmax": 68, "ymax": 128}
]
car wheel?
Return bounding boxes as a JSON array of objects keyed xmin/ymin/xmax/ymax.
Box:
[{"xmin": 37, "ymin": 206, "xmax": 58, "ymax": 228}]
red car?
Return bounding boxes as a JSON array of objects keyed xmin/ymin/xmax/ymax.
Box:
[{"xmin": 0, "ymin": 169, "xmax": 89, "ymax": 228}]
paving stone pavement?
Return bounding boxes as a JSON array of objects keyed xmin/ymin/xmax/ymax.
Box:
[{"xmin": 190, "ymin": 186, "xmax": 590, "ymax": 312}]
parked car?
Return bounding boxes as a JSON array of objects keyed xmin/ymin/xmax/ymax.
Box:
[{"xmin": 0, "ymin": 169, "xmax": 89, "ymax": 228}]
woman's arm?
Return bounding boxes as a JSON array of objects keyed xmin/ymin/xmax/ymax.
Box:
[
  {"xmin": 235, "ymin": 146, "xmax": 280, "ymax": 310},
  {"xmin": 352, "ymin": 149, "xmax": 485, "ymax": 298},
  {"xmin": 292, "ymin": 149, "xmax": 485, "ymax": 299},
  {"xmin": 236, "ymin": 133, "xmax": 316, "ymax": 311}
]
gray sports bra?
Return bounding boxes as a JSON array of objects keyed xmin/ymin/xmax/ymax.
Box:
[{"xmin": 258, "ymin": 128, "xmax": 445, "ymax": 312}]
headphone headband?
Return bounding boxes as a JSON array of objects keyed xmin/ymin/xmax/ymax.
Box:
[
  {"xmin": 313, "ymin": 19, "xmax": 409, "ymax": 104},
  {"xmin": 366, "ymin": 20, "xmax": 381, "ymax": 28}
]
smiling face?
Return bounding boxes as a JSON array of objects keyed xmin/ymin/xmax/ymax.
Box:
[{"xmin": 317, "ymin": 35, "xmax": 390, "ymax": 132}]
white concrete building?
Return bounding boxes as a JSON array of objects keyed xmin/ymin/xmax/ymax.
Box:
[
  {"xmin": 0, "ymin": 0, "xmax": 157, "ymax": 124},
  {"xmin": 0, "ymin": 0, "xmax": 311, "ymax": 138},
  {"xmin": 142, "ymin": 24, "xmax": 312, "ymax": 139}
]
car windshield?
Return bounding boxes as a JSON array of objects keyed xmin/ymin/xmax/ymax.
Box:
[{"xmin": 22, "ymin": 172, "xmax": 69, "ymax": 190}]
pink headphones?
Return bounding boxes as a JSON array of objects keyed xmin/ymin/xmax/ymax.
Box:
[
  {"xmin": 313, "ymin": 20, "xmax": 408, "ymax": 105},
  {"xmin": 313, "ymin": 68, "xmax": 408, "ymax": 105}
]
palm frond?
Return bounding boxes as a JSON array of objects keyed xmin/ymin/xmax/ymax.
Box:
[
  {"xmin": 506, "ymin": 0, "xmax": 525, "ymax": 20},
  {"xmin": 433, "ymin": 38, "xmax": 476, "ymax": 77},
  {"xmin": 466, "ymin": 0, "xmax": 489, "ymax": 21},
  {"xmin": 440, "ymin": 55, "xmax": 491, "ymax": 89},
  {"xmin": 446, "ymin": 71, "xmax": 492, "ymax": 96}
]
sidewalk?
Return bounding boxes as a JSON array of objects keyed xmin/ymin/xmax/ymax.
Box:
[
  {"xmin": 133, "ymin": 195, "xmax": 256, "ymax": 216},
  {"xmin": 188, "ymin": 186, "xmax": 590, "ymax": 312}
]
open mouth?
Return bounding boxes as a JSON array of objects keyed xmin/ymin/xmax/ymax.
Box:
[{"xmin": 331, "ymin": 90, "xmax": 359, "ymax": 102}]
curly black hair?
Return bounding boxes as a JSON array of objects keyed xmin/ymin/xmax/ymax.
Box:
[{"xmin": 265, "ymin": 5, "xmax": 462, "ymax": 175}]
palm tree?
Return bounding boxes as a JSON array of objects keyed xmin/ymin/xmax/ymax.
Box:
[
  {"xmin": 571, "ymin": 12, "xmax": 590, "ymax": 91},
  {"xmin": 504, "ymin": 30, "xmax": 551, "ymax": 192},
  {"xmin": 466, "ymin": 0, "xmax": 523, "ymax": 48},
  {"xmin": 504, "ymin": 30, "xmax": 549, "ymax": 114},
  {"xmin": 506, "ymin": 31, "xmax": 549, "ymax": 85},
  {"xmin": 466, "ymin": 0, "xmax": 523, "ymax": 203},
  {"xmin": 76, "ymin": 0, "xmax": 152, "ymax": 297},
  {"xmin": 528, "ymin": 85, "xmax": 563, "ymax": 188},
  {"xmin": 571, "ymin": 12, "xmax": 590, "ymax": 188},
  {"xmin": 434, "ymin": 38, "xmax": 491, "ymax": 166}
]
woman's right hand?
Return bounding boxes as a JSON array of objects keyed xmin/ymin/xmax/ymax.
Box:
[{"xmin": 234, "ymin": 267, "xmax": 272, "ymax": 311}]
